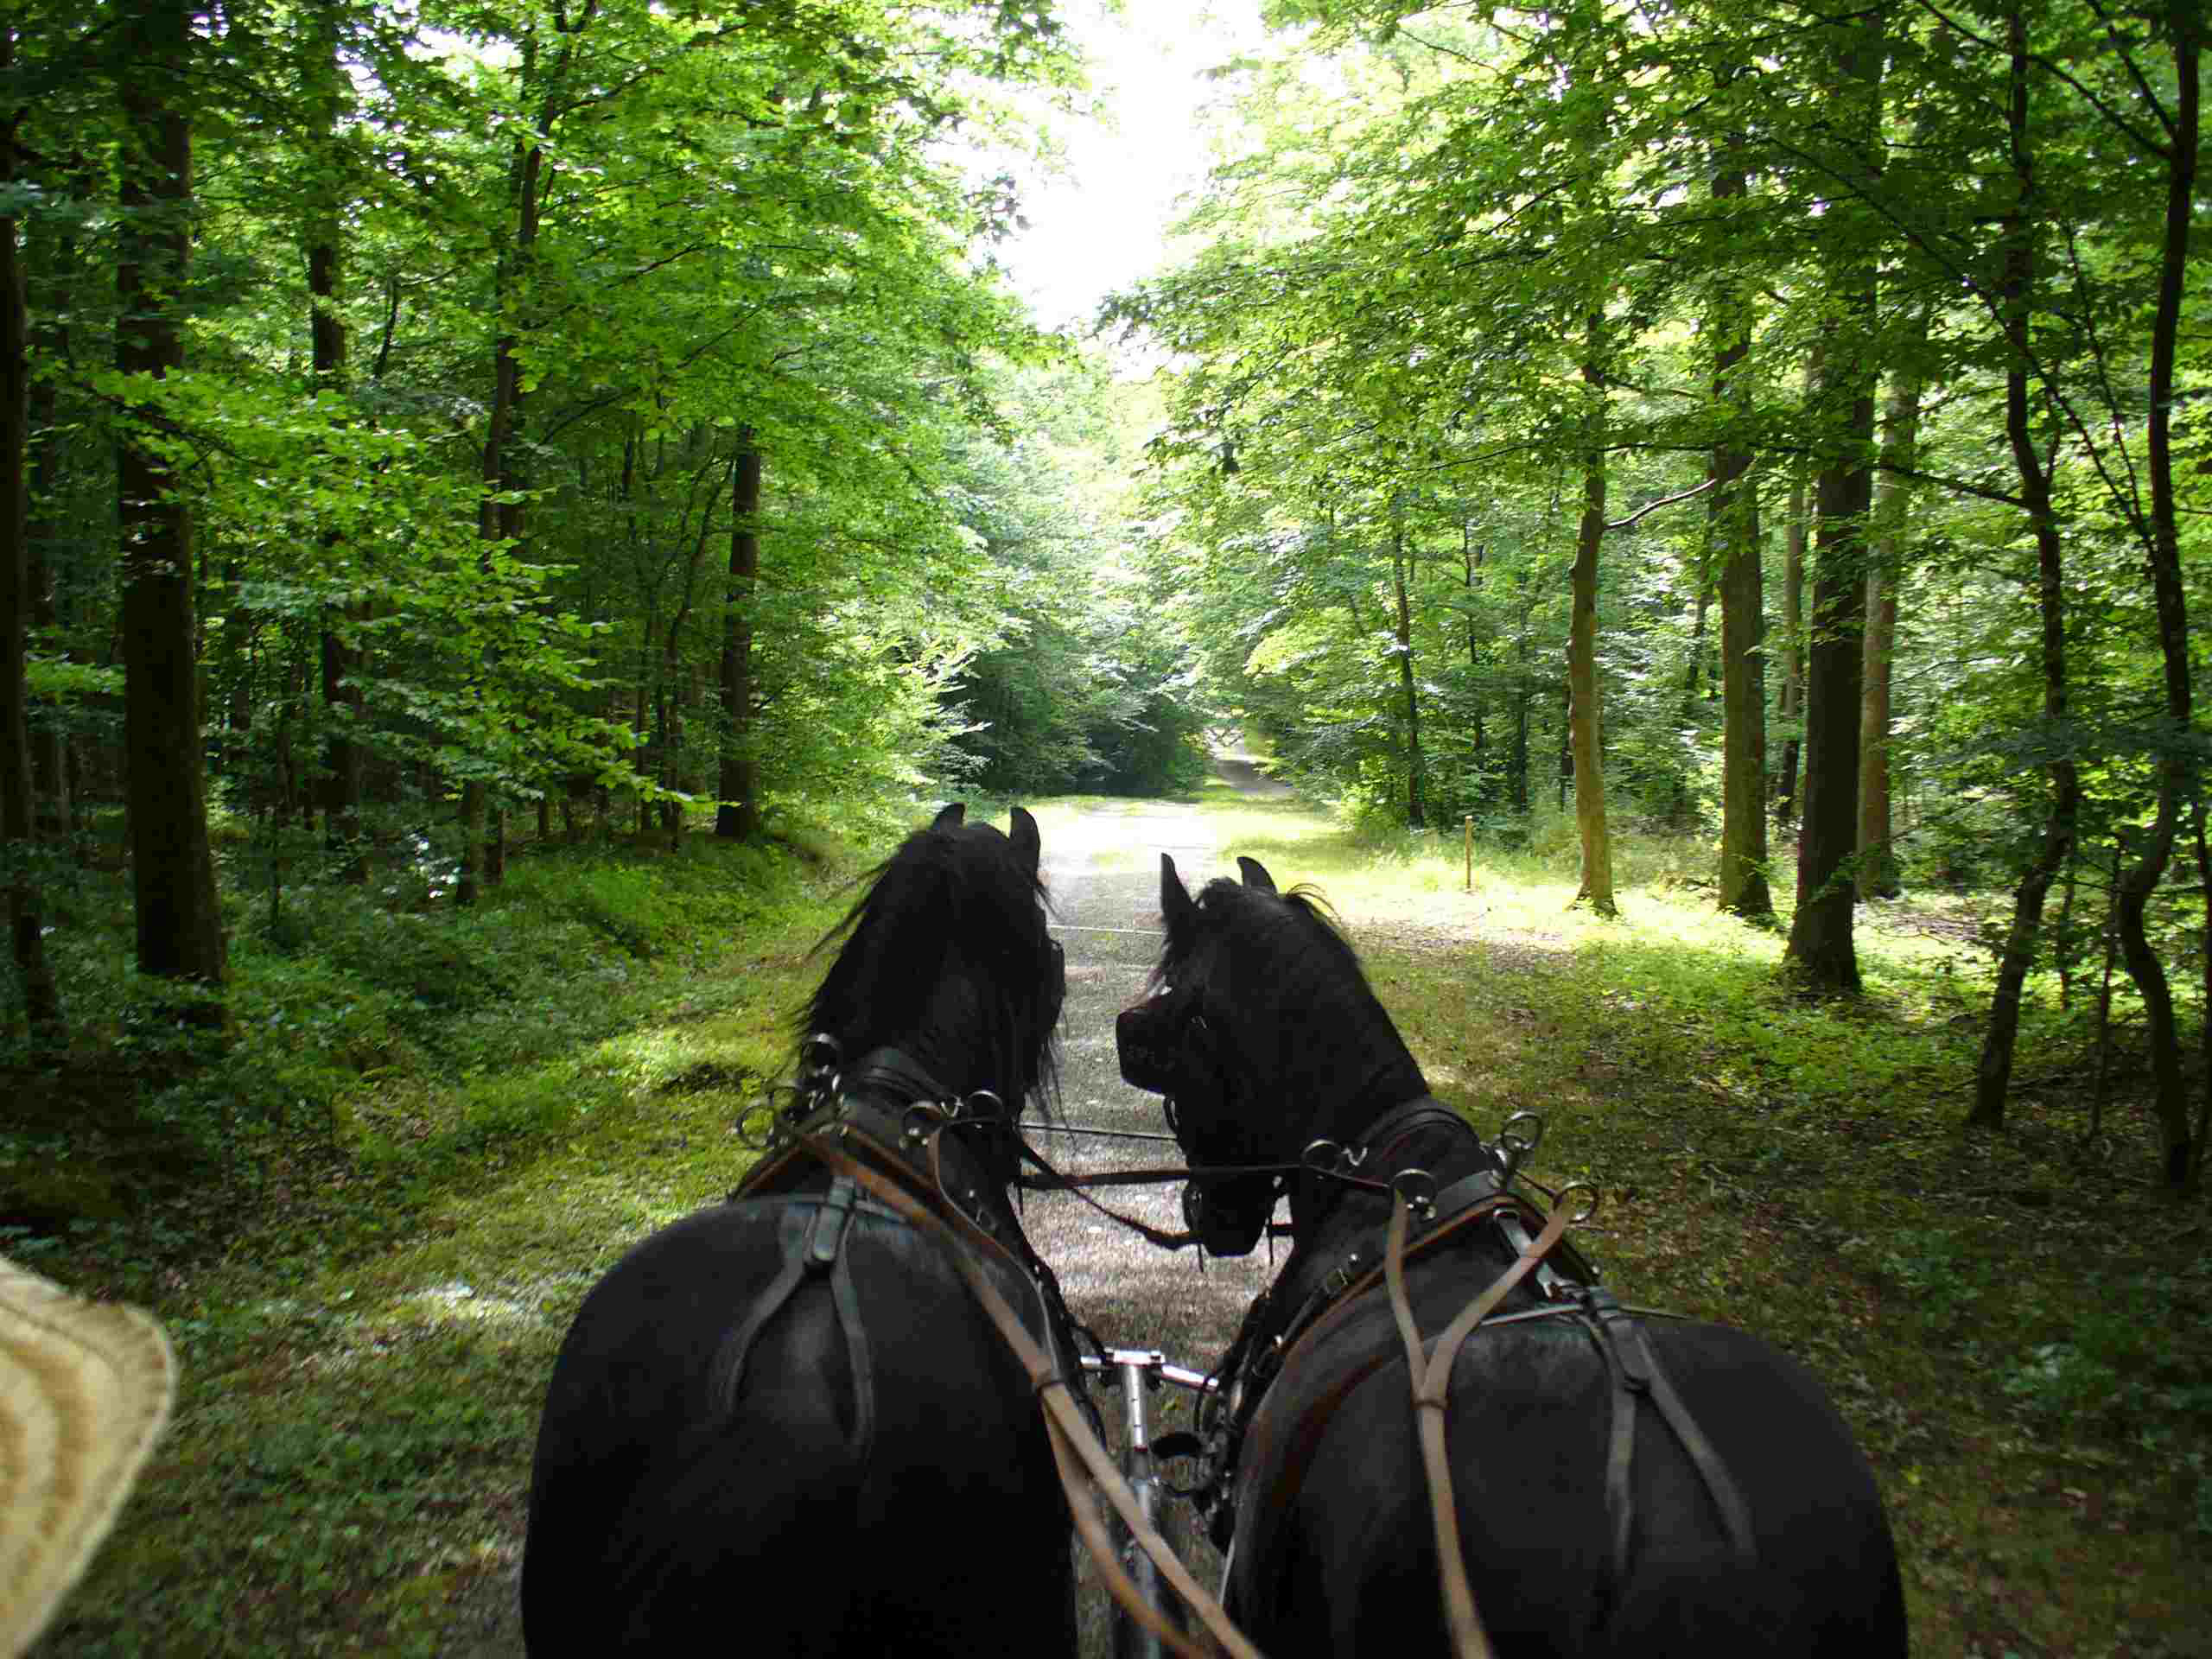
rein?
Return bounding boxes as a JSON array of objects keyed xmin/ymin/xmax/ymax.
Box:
[{"xmin": 735, "ymin": 1054, "xmax": 1268, "ymax": 1659}]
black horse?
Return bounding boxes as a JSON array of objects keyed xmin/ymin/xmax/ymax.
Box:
[
  {"xmin": 523, "ymin": 805, "xmax": 1077, "ymax": 1656},
  {"xmin": 1116, "ymin": 855, "xmax": 1906, "ymax": 1658}
]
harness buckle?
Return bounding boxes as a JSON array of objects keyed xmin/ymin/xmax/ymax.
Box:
[
  {"xmin": 903, "ymin": 1101, "xmax": 950, "ymax": 1145},
  {"xmin": 1322, "ymin": 1252, "xmax": 1363, "ymax": 1298}
]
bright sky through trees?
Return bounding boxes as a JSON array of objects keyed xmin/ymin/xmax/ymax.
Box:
[{"xmin": 998, "ymin": 0, "xmax": 1266, "ymax": 330}]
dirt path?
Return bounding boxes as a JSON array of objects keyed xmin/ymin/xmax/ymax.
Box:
[{"xmin": 1033, "ymin": 772, "xmax": 1281, "ymax": 1649}]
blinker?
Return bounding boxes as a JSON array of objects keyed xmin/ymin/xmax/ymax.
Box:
[
  {"xmin": 1182, "ymin": 1180, "xmax": 1268, "ymax": 1258},
  {"xmin": 1115, "ymin": 1002, "xmax": 1181, "ymax": 1096}
]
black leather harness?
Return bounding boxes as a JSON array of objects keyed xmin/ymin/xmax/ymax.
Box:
[{"xmin": 1205, "ymin": 1098, "xmax": 1758, "ymax": 1610}]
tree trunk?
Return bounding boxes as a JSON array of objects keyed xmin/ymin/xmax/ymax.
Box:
[
  {"xmin": 1712, "ymin": 148, "xmax": 1770, "ymax": 920},
  {"xmin": 117, "ymin": 1, "xmax": 226, "ymax": 997},
  {"xmin": 1971, "ymin": 17, "xmax": 2087, "ymax": 1127},
  {"xmin": 1462, "ymin": 526, "xmax": 1484, "ymax": 762},
  {"xmin": 1569, "ymin": 321, "xmax": 1616, "ymax": 915},
  {"xmin": 1784, "ymin": 19, "xmax": 1882, "ymax": 993},
  {"xmin": 1775, "ymin": 462, "xmax": 1808, "ymax": 823},
  {"xmin": 1391, "ymin": 520, "xmax": 1426, "ymax": 830},
  {"xmin": 304, "ymin": 14, "xmax": 364, "ymax": 882},
  {"xmin": 1857, "ymin": 320, "xmax": 1929, "ymax": 901},
  {"xmin": 2111, "ymin": 4, "xmax": 2198, "ymax": 1187},
  {"xmin": 1974, "ymin": 8, "xmax": 2082, "ymax": 1129},
  {"xmin": 23, "ymin": 172, "xmax": 73, "ymax": 847},
  {"xmin": 716, "ymin": 431, "xmax": 763, "ymax": 840},
  {"xmin": 1, "ymin": 73, "xmax": 64, "ymax": 1046},
  {"xmin": 461, "ymin": 40, "xmax": 557, "ymax": 904},
  {"xmin": 1511, "ymin": 569, "xmax": 1532, "ymax": 811}
]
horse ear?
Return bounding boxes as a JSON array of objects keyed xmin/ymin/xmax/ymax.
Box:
[
  {"xmin": 1161, "ymin": 854, "xmax": 1198, "ymax": 935},
  {"xmin": 1008, "ymin": 806, "xmax": 1041, "ymax": 874},
  {"xmin": 1237, "ymin": 856, "xmax": 1277, "ymax": 893},
  {"xmin": 932, "ymin": 803, "xmax": 966, "ymax": 832}
]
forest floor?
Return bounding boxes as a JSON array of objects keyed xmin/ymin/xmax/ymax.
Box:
[{"xmin": 7, "ymin": 775, "xmax": 2208, "ymax": 1658}]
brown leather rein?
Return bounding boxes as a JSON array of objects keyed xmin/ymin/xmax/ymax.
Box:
[{"xmin": 736, "ymin": 1078, "xmax": 1263, "ymax": 1659}]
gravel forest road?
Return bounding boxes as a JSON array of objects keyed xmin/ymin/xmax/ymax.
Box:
[{"xmin": 1030, "ymin": 765, "xmax": 1292, "ymax": 1651}]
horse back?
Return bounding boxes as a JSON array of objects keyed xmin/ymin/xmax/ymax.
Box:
[
  {"xmin": 523, "ymin": 1198, "xmax": 1072, "ymax": 1656},
  {"xmin": 1230, "ymin": 1298, "xmax": 1904, "ymax": 1658}
]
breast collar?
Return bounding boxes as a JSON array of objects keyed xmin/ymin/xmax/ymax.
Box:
[{"xmin": 1215, "ymin": 1098, "xmax": 1598, "ymax": 1467}]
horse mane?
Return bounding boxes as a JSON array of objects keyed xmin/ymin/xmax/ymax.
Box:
[
  {"xmin": 1150, "ymin": 875, "xmax": 1370, "ymax": 997},
  {"xmin": 796, "ymin": 818, "xmax": 1060, "ymax": 1111}
]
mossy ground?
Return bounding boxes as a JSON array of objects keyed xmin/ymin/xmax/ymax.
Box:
[{"xmin": 5, "ymin": 792, "xmax": 2205, "ymax": 1656}]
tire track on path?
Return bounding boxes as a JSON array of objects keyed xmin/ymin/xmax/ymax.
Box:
[{"xmin": 1034, "ymin": 781, "xmax": 1286, "ymax": 1652}]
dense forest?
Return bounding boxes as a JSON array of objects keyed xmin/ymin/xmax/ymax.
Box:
[
  {"xmin": 0, "ymin": 0, "xmax": 2204, "ymax": 1176},
  {"xmin": 0, "ymin": 0, "xmax": 1209, "ymax": 1052},
  {"xmin": 1115, "ymin": 0, "xmax": 2208, "ymax": 1187}
]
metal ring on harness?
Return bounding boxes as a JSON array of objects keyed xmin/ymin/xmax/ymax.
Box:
[
  {"xmin": 1496, "ymin": 1109, "xmax": 1544, "ymax": 1179},
  {"xmin": 1301, "ymin": 1138, "xmax": 1363, "ymax": 1177},
  {"xmin": 734, "ymin": 1097, "xmax": 784, "ymax": 1152},
  {"xmin": 1390, "ymin": 1166, "xmax": 1439, "ymax": 1219},
  {"xmin": 1557, "ymin": 1180, "xmax": 1600, "ymax": 1224}
]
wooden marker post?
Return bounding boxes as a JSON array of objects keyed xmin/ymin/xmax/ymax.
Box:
[{"xmin": 1464, "ymin": 816, "xmax": 1473, "ymax": 893}]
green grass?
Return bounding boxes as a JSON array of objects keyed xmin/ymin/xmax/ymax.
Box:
[{"xmin": 6, "ymin": 792, "xmax": 2206, "ymax": 1657}]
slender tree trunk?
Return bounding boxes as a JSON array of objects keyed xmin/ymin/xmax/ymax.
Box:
[
  {"xmin": 1785, "ymin": 17, "xmax": 1883, "ymax": 992},
  {"xmin": 2112, "ymin": 4, "xmax": 2198, "ymax": 1187},
  {"xmin": 1713, "ymin": 145, "xmax": 1770, "ymax": 919},
  {"xmin": 1569, "ymin": 321, "xmax": 1615, "ymax": 915},
  {"xmin": 1, "ymin": 73, "xmax": 63, "ymax": 1046},
  {"xmin": 1857, "ymin": 316, "xmax": 1929, "ymax": 901},
  {"xmin": 1462, "ymin": 527, "xmax": 1484, "ymax": 761},
  {"xmin": 2190, "ymin": 800, "xmax": 2210, "ymax": 1189},
  {"xmin": 1775, "ymin": 463, "xmax": 1808, "ymax": 823},
  {"xmin": 117, "ymin": 0, "xmax": 226, "ymax": 997},
  {"xmin": 1391, "ymin": 520, "xmax": 1425, "ymax": 830},
  {"xmin": 1511, "ymin": 570, "xmax": 1532, "ymax": 811},
  {"xmin": 303, "ymin": 15, "xmax": 364, "ymax": 883},
  {"xmin": 716, "ymin": 430, "xmax": 762, "ymax": 840},
  {"xmin": 1974, "ymin": 12, "xmax": 2082, "ymax": 1131},
  {"xmin": 23, "ymin": 174, "xmax": 72, "ymax": 846}
]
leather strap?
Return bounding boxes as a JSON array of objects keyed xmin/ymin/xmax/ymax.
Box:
[
  {"xmin": 1583, "ymin": 1288, "xmax": 1757, "ymax": 1573},
  {"xmin": 708, "ymin": 1179, "xmax": 888, "ymax": 1459},
  {"xmin": 802, "ymin": 1124, "xmax": 1267, "ymax": 1659},
  {"xmin": 1384, "ymin": 1193, "xmax": 1576, "ymax": 1659}
]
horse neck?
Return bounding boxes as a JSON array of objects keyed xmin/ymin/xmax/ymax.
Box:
[{"xmin": 1266, "ymin": 1103, "xmax": 1497, "ymax": 1345}]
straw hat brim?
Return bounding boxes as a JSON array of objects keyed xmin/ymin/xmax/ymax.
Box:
[{"xmin": 0, "ymin": 1255, "xmax": 176, "ymax": 1659}]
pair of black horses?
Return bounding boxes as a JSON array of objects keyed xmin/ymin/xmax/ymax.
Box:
[{"xmin": 522, "ymin": 807, "xmax": 1907, "ymax": 1656}]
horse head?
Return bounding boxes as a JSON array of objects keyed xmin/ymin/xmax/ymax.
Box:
[
  {"xmin": 1116, "ymin": 852, "xmax": 1426, "ymax": 1255},
  {"xmin": 801, "ymin": 803, "xmax": 1064, "ymax": 1186}
]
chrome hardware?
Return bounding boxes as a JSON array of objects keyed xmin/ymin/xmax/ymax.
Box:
[
  {"xmin": 1558, "ymin": 1180, "xmax": 1600, "ymax": 1225},
  {"xmin": 1496, "ymin": 1110, "xmax": 1545, "ymax": 1181},
  {"xmin": 1301, "ymin": 1138, "xmax": 1364, "ymax": 1177},
  {"xmin": 1391, "ymin": 1167, "xmax": 1439, "ymax": 1219}
]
